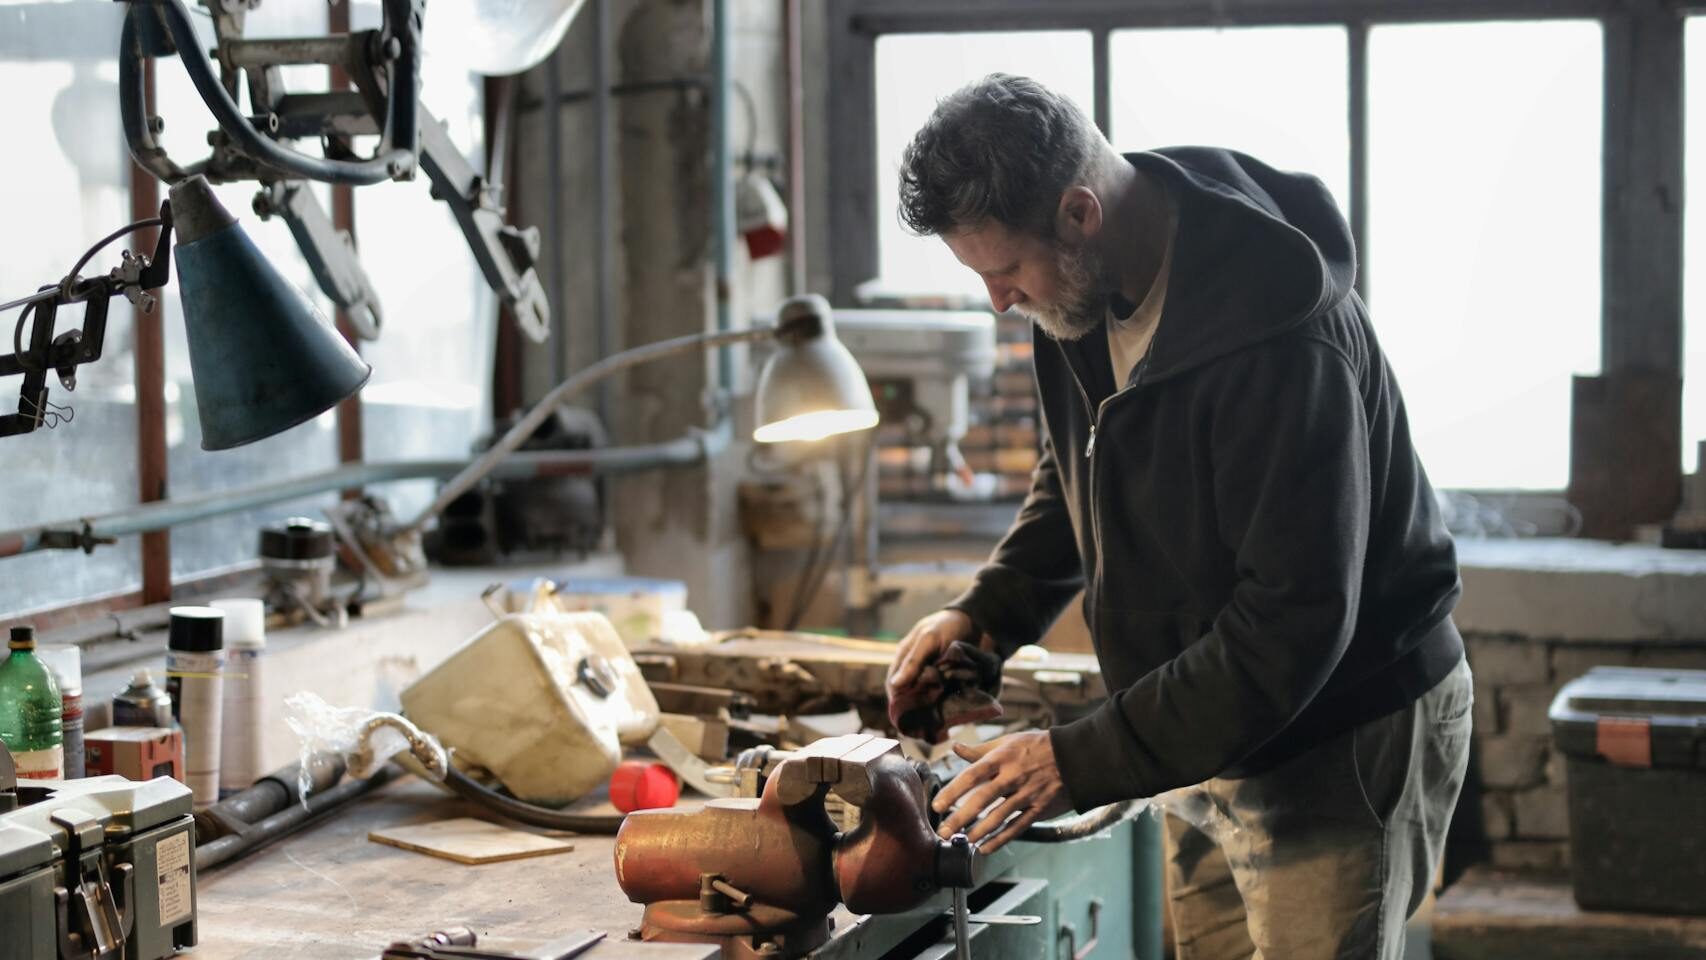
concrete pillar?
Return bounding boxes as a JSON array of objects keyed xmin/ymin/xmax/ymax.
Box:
[{"xmin": 612, "ymin": 0, "xmax": 750, "ymax": 629}]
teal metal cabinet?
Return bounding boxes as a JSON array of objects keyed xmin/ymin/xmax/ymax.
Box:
[{"xmin": 814, "ymin": 809, "xmax": 1163, "ymax": 959}]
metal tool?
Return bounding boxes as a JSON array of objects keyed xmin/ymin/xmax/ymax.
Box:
[{"xmin": 380, "ymin": 927, "xmax": 605, "ymax": 960}]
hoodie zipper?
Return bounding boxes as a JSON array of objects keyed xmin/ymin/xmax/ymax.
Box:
[{"xmin": 1068, "ymin": 353, "xmax": 1150, "ymax": 607}]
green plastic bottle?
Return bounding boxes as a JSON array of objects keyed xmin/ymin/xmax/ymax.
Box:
[{"xmin": 0, "ymin": 625, "xmax": 64, "ymax": 780}]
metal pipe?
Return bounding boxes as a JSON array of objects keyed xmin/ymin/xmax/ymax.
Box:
[
  {"xmin": 711, "ymin": 0, "xmax": 734, "ymax": 390},
  {"xmin": 0, "ymin": 424, "xmax": 731, "ymax": 558},
  {"xmin": 784, "ymin": 0, "xmax": 807, "ymax": 294},
  {"xmin": 406, "ymin": 326, "xmax": 774, "ymax": 533},
  {"xmin": 545, "ymin": 40, "xmax": 565, "ymax": 386},
  {"xmin": 1019, "ymin": 799, "xmax": 1146, "ymax": 843},
  {"xmin": 592, "ymin": 0, "xmax": 614, "ymax": 423},
  {"xmin": 196, "ymin": 764, "xmax": 398, "ymax": 871}
]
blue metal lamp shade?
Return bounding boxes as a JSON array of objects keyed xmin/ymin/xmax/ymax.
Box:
[{"xmin": 168, "ymin": 176, "xmax": 370, "ymax": 450}]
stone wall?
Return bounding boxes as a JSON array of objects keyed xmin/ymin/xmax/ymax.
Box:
[{"xmin": 1463, "ymin": 584, "xmax": 1706, "ymax": 873}]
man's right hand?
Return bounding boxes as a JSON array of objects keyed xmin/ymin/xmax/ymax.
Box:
[{"xmin": 887, "ymin": 609, "xmax": 981, "ymax": 695}]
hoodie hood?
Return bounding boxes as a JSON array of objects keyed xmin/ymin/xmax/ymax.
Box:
[{"xmin": 1091, "ymin": 147, "xmax": 1358, "ymax": 385}]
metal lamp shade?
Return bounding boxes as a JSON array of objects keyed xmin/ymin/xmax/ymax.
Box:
[
  {"xmin": 753, "ymin": 297, "xmax": 878, "ymax": 444},
  {"xmin": 171, "ymin": 180, "xmax": 370, "ymax": 451}
]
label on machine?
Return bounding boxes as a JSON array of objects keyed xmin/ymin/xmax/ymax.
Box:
[{"xmin": 157, "ymin": 831, "xmax": 193, "ymax": 925}]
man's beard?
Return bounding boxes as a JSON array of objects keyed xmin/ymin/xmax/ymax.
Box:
[{"xmin": 1016, "ymin": 241, "xmax": 1106, "ymax": 342}]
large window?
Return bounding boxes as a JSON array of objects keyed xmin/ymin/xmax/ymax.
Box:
[
  {"xmin": 1367, "ymin": 21, "xmax": 1602, "ymax": 490},
  {"xmin": 0, "ymin": 0, "xmax": 490, "ymax": 617},
  {"xmin": 0, "ymin": 1, "xmax": 140, "ymax": 614},
  {"xmin": 355, "ymin": 0, "xmax": 492, "ymax": 517},
  {"xmin": 873, "ymin": 31, "xmax": 1094, "ymax": 300},
  {"xmin": 153, "ymin": 4, "xmax": 342, "ymax": 579},
  {"xmin": 855, "ymin": 13, "xmax": 1609, "ymax": 493},
  {"xmin": 1109, "ymin": 26, "xmax": 1350, "ymax": 214}
]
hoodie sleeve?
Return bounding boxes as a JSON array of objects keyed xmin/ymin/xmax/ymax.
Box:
[
  {"xmin": 1049, "ymin": 337, "xmax": 1370, "ymax": 810},
  {"xmin": 946, "ymin": 422, "xmax": 1084, "ymax": 659}
]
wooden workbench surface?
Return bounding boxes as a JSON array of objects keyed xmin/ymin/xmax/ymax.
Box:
[{"xmin": 193, "ymin": 776, "xmax": 649, "ymax": 958}]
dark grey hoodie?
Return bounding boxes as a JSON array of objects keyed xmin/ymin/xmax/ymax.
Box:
[{"xmin": 948, "ymin": 148, "xmax": 1465, "ymax": 811}]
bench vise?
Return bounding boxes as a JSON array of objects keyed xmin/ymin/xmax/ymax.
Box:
[{"xmin": 613, "ymin": 735, "xmax": 973, "ymax": 959}]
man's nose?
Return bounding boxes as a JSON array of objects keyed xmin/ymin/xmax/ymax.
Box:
[{"xmin": 985, "ymin": 281, "xmax": 1023, "ymax": 313}]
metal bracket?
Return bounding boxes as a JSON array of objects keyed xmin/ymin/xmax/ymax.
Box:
[{"xmin": 256, "ymin": 181, "xmax": 383, "ymax": 339}]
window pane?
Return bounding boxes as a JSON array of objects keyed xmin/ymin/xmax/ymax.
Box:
[
  {"xmin": 874, "ymin": 32, "xmax": 1094, "ymax": 300},
  {"xmin": 1684, "ymin": 18, "xmax": 1706, "ymax": 473},
  {"xmin": 1368, "ymin": 21, "xmax": 1601, "ymax": 489},
  {"xmin": 354, "ymin": 0, "xmax": 491, "ymax": 518},
  {"xmin": 0, "ymin": 0, "xmax": 141, "ymax": 616},
  {"xmin": 151, "ymin": 5, "xmax": 342, "ymax": 578},
  {"xmin": 1109, "ymin": 26, "xmax": 1350, "ymax": 214}
]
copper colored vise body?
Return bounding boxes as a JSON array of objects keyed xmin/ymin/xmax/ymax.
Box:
[{"xmin": 614, "ymin": 735, "xmax": 973, "ymax": 959}]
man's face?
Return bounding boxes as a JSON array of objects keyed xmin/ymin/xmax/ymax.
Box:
[{"xmin": 943, "ymin": 220, "xmax": 1106, "ymax": 341}]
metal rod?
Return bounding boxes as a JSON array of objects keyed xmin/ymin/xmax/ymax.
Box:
[
  {"xmin": 133, "ymin": 53, "xmax": 171, "ymax": 605},
  {"xmin": 711, "ymin": 0, "xmax": 734, "ymax": 390},
  {"xmin": 784, "ymin": 0, "xmax": 807, "ymax": 294},
  {"xmin": 952, "ymin": 887, "xmax": 970, "ymax": 960},
  {"xmin": 545, "ymin": 37, "xmax": 565, "ymax": 386},
  {"xmin": 406, "ymin": 326, "xmax": 774, "ymax": 533},
  {"xmin": 593, "ymin": 0, "xmax": 614, "ymax": 423},
  {"xmin": 0, "ymin": 425, "xmax": 731, "ymax": 559}
]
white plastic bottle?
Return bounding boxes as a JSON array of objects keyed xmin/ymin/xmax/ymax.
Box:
[{"xmin": 213, "ymin": 598, "xmax": 266, "ymax": 796}]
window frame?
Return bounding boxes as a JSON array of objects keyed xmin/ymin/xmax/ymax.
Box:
[{"xmin": 826, "ymin": 0, "xmax": 1687, "ymax": 509}]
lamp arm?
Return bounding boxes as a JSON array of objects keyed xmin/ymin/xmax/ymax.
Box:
[{"xmin": 403, "ymin": 325, "xmax": 777, "ymax": 534}]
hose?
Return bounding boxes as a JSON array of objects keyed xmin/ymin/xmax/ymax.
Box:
[
  {"xmin": 441, "ymin": 767, "xmax": 625, "ymax": 835},
  {"xmin": 1019, "ymin": 799, "xmax": 1148, "ymax": 843}
]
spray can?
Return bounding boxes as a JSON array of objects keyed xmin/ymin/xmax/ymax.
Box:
[
  {"xmin": 213, "ymin": 598, "xmax": 266, "ymax": 796},
  {"xmin": 113, "ymin": 670, "xmax": 175, "ymax": 728},
  {"xmin": 37, "ymin": 645, "xmax": 84, "ymax": 778},
  {"xmin": 166, "ymin": 605, "xmax": 224, "ymax": 808}
]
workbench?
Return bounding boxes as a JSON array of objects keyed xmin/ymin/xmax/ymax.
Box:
[{"xmin": 192, "ymin": 776, "xmax": 1163, "ymax": 959}]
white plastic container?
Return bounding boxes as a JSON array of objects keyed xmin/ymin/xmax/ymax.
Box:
[
  {"xmin": 400, "ymin": 611, "xmax": 660, "ymax": 805},
  {"xmin": 213, "ymin": 598, "xmax": 266, "ymax": 796}
]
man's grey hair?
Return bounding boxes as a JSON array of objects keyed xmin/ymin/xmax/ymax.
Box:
[{"xmin": 898, "ymin": 73, "xmax": 1105, "ymax": 239}]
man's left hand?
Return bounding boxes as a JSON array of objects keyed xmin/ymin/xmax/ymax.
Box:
[{"xmin": 932, "ymin": 730, "xmax": 1074, "ymax": 854}]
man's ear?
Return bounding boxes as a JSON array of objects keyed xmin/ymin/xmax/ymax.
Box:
[{"xmin": 1056, "ymin": 186, "xmax": 1103, "ymax": 245}]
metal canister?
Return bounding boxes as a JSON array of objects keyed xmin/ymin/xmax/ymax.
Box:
[{"xmin": 112, "ymin": 669, "xmax": 174, "ymax": 728}]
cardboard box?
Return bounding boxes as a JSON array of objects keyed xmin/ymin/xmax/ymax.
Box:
[{"xmin": 85, "ymin": 726, "xmax": 184, "ymax": 781}]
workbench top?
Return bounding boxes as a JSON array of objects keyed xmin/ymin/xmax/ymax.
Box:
[
  {"xmin": 194, "ymin": 776, "xmax": 647, "ymax": 958},
  {"xmin": 192, "ymin": 774, "xmax": 1159, "ymax": 959}
]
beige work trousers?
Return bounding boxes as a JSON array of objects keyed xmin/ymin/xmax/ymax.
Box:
[{"xmin": 1163, "ymin": 658, "xmax": 1473, "ymax": 960}]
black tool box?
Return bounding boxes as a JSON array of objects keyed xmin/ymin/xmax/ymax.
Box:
[{"xmin": 1549, "ymin": 666, "xmax": 1706, "ymax": 915}]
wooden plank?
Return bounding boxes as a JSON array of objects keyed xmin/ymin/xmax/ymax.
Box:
[{"xmin": 368, "ymin": 817, "xmax": 576, "ymax": 865}]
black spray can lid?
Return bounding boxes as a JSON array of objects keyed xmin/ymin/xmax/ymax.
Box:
[{"xmin": 168, "ymin": 605, "xmax": 225, "ymax": 652}]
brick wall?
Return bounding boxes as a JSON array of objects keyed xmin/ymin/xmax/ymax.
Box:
[{"xmin": 1465, "ymin": 632, "xmax": 1706, "ymax": 872}]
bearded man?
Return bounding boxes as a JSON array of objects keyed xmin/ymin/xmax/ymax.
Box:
[{"xmin": 884, "ymin": 73, "xmax": 1473, "ymax": 960}]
